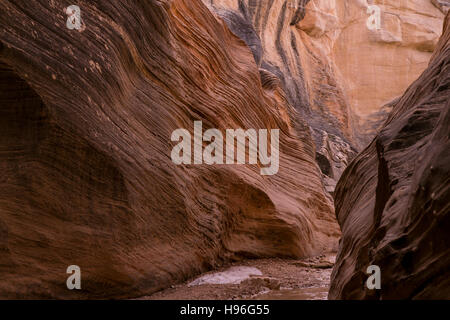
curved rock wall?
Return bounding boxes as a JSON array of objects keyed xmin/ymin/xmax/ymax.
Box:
[
  {"xmin": 0, "ymin": 0, "xmax": 338, "ymax": 298},
  {"xmin": 329, "ymin": 12, "xmax": 450, "ymax": 300},
  {"xmin": 1, "ymin": 0, "xmax": 448, "ymax": 300}
]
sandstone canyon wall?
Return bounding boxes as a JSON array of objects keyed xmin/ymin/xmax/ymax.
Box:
[
  {"xmin": 333, "ymin": 0, "xmax": 445, "ymax": 143},
  {"xmin": 204, "ymin": 0, "xmax": 446, "ymax": 193},
  {"xmin": 0, "ymin": 0, "xmax": 339, "ymax": 298},
  {"xmin": 329, "ymin": 12, "xmax": 450, "ymax": 300},
  {"xmin": 0, "ymin": 0, "xmax": 448, "ymax": 300},
  {"xmin": 205, "ymin": 0, "xmax": 357, "ymax": 193}
]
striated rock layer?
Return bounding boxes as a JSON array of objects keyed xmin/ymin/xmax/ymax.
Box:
[
  {"xmin": 0, "ymin": 0, "xmax": 339, "ymax": 298},
  {"xmin": 204, "ymin": 0, "xmax": 446, "ymax": 193},
  {"xmin": 205, "ymin": 0, "xmax": 358, "ymax": 193},
  {"xmin": 329, "ymin": 13, "xmax": 450, "ymax": 300}
]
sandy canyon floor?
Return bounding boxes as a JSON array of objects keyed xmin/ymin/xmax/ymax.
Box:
[{"xmin": 140, "ymin": 255, "xmax": 336, "ymax": 300}]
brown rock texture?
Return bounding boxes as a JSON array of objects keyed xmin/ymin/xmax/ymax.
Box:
[
  {"xmin": 329, "ymin": 12, "xmax": 450, "ymax": 300},
  {"xmin": 0, "ymin": 0, "xmax": 339, "ymax": 298}
]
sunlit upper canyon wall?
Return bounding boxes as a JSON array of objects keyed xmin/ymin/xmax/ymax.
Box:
[
  {"xmin": 204, "ymin": 0, "xmax": 446, "ymax": 192},
  {"xmin": 0, "ymin": 0, "xmax": 338, "ymax": 298}
]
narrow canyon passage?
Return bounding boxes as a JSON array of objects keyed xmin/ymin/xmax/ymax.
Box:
[
  {"xmin": 0, "ymin": 0, "xmax": 448, "ymax": 300},
  {"xmin": 141, "ymin": 0, "xmax": 450, "ymax": 300}
]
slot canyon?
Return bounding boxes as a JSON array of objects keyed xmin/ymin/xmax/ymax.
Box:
[{"xmin": 0, "ymin": 0, "xmax": 448, "ymax": 299}]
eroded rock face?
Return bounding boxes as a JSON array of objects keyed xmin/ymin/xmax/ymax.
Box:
[
  {"xmin": 0, "ymin": 0, "xmax": 339, "ymax": 298},
  {"xmin": 205, "ymin": 0, "xmax": 446, "ymax": 192},
  {"xmin": 204, "ymin": 0, "xmax": 357, "ymax": 193},
  {"xmin": 333, "ymin": 0, "xmax": 445, "ymax": 146},
  {"xmin": 329, "ymin": 13, "xmax": 450, "ymax": 300}
]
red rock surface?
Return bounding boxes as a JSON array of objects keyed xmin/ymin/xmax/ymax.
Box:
[
  {"xmin": 0, "ymin": 0, "xmax": 338, "ymax": 298},
  {"xmin": 329, "ymin": 13, "xmax": 450, "ymax": 300}
]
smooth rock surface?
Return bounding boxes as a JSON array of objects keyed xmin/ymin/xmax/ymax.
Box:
[{"xmin": 333, "ymin": 0, "xmax": 446, "ymax": 145}]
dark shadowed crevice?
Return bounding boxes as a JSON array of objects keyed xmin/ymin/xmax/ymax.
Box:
[
  {"xmin": 290, "ymin": 0, "xmax": 311, "ymax": 25},
  {"xmin": 373, "ymin": 139, "xmax": 392, "ymax": 229}
]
